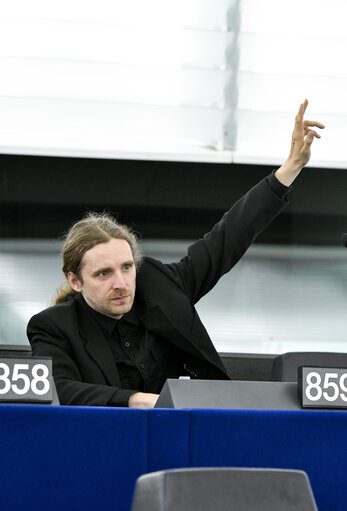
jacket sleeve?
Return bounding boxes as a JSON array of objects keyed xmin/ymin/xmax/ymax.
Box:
[
  {"xmin": 165, "ymin": 176, "xmax": 289, "ymax": 304},
  {"xmin": 27, "ymin": 313, "xmax": 133, "ymax": 407}
]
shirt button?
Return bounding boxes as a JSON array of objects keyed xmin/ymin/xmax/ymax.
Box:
[
  {"xmin": 140, "ymin": 363, "xmax": 145, "ymax": 369},
  {"xmin": 124, "ymin": 341, "xmax": 130, "ymax": 348}
]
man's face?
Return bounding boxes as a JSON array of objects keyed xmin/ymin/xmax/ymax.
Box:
[{"xmin": 68, "ymin": 238, "xmax": 136, "ymax": 319}]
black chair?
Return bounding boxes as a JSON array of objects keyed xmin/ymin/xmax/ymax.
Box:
[
  {"xmin": 272, "ymin": 351, "xmax": 347, "ymax": 382},
  {"xmin": 131, "ymin": 468, "xmax": 318, "ymax": 511}
]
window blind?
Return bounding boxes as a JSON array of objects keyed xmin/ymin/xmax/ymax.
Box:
[
  {"xmin": 237, "ymin": 0, "xmax": 347, "ymax": 169},
  {"xmin": 1, "ymin": 0, "xmax": 346, "ymax": 167},
  {"xmin": 0, "ymin": 0, "xmax": 238, "ymax": 162}
]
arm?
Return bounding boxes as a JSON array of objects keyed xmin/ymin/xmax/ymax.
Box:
[
  {"xmin": 168, "ymin": 100, "xmax": 324, "ymax": 303},
  {"xmin": 28, "ymin": 314, "xmax": 121, "ymax": 406},
  {"xmin": 28, "ymin": 313, "xmax": 158, "ymax": 408}
]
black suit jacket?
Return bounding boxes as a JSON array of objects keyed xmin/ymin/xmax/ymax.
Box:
[{"xmin": 27, "ymin": 176, "xmax": 288, "ymax": 406}]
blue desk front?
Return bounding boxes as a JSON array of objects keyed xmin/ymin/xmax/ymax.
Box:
[{"xmin": 0, "ymin": 406, "xmax": 346, "ymax": 511}]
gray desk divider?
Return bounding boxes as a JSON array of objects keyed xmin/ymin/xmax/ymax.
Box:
[
  {"xmin": 51, "ymin": 379, "xmax": 60, "ymax": 406},
  {"xmin": 155, "ymin": 379, "xmax": 301, "ymax": 410}
]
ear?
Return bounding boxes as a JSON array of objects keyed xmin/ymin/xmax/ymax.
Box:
[{"xmin": 67, "ymin": 272, "xmax": 83, "ymax": 293}]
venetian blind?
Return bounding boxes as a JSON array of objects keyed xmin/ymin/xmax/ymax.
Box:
[{"xmin": 0, "ymin": 0, "xmax": 238, "ymax": 162}]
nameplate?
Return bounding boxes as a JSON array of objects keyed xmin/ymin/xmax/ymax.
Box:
[
  {"xmin": 0, "ymin": 357, "xmax": 53, "ymax": 403},
  {"xmin": 156, "ymin": 379, "xmax": 300, "ymax": 410},
  {"xmin": 299, "ymin": 366, "xmax": 347, "ymax": 409}
]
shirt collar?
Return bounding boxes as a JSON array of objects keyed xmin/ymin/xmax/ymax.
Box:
[{"xmin": 82, "ymin": 297, "xmax": 118, "ymax": 338}]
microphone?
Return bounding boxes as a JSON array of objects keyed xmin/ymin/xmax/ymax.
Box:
[{"xmin": 342, "ymin": 233, "xmax": 347, "ymax": 247}]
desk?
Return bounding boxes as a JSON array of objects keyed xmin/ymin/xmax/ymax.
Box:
[{"xmin": 0, "ymin": 406, "xmax": 346, "ymax": 511}]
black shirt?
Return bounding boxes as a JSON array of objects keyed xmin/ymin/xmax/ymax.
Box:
[{"xmin": 83, "ymin": 298, "xmax": 184, "ymax": 406}]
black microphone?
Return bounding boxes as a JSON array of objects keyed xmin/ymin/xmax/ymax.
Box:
[{"xmin": 342, "ymin": 233, "xmax": 347, "ymax": 247}]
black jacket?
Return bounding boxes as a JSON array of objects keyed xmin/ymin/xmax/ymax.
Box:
[{"xmin": 27, "ymin": 176, "xmax": 288, "ymax": 406}]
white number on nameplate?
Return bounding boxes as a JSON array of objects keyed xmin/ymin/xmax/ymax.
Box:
[
  {"xmin": 0, "ymin": 357, "xmax": 53, "ymax": 402},
  {"xmin": 299, "ymin": 366, "xmax": 347, "ymax": 408}
]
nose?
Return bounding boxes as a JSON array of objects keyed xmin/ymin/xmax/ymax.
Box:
[{"xmin": 112, "ymin": 271, "xmax": 127, "ymax": 290}]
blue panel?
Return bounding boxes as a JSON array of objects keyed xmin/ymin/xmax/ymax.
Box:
[
  {"xmin": 0, "ymin": 405, "xmax": 147, "ymax": 511},
  {"xmin": 189, "ymin": 409, "xmax": 347, "ymax": 511},
  {"xmin": 147, "ymin": 409, "xmax": 190, "ymax": 472}
]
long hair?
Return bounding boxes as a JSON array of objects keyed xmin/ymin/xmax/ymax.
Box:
[{"xmin": 55, "ymin": 212, "xmax": 142, "ymax": 304}]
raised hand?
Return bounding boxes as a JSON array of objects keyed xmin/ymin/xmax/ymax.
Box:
[{"xmin": 275, "ymin": 100, "xmax": 325, "ymax": 186}]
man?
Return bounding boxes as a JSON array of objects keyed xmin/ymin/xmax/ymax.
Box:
[{"xmin": 27, "ymin": 100, "xmax": 324, "ymax": 408}]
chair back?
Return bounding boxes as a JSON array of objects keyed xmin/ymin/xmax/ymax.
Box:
[
  {"xmin": 272, "ymin": 351, "xmax": 347, "ymax": 381},
  {"xmin": 131, "ymin": 468, "xmax": 318, "ymax": 511}
]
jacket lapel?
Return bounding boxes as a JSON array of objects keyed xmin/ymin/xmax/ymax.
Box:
[
  {"xmin": 139, "ymin": 305, "xmax": 226, "ymax": 374},
  {"xmin": 75, "ymin": 295, "xmax": 121, "ymax": 387}
]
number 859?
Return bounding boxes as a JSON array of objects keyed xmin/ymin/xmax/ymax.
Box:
[{"xmin": 305, "ymin": 371, "xmax": 347, "ymax": 402}]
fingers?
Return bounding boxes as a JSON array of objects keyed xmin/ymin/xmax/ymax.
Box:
[
  {"xmin": 294, "ymin": 99, "xmax": 308, "ymax": 129},
  {"xmin": 304, "ymin": 127, "xmax": 322, "ymax": 139},
  {"xmin": 304, "ymin": 130, "xmax": 315, "ymax": 144},
  {"xmin": 299, "ymin": 99, "xmax": 308, "ymax": 117},
  {"xmin": 302, "ymin": 130, "xmax": 314, "ymax": 156},
  {"xmin": 297, "ymin": 130, "xmax": 314, "ymax": 167},
  {"xmin": 293, "ymin": 101, "xmax": 325, "ymax": 141},
  {"xmin": 304, "ymin": 120, "xmax": 325, "ymax": 129},
  {"xmin": 295, "ymin": 100, "xmax": 325, "ymax": 131},
  {"xmin": 303, "ymin": 119, "xmax": 325, "ymax": 139},
  {"xmin": 304, "ymin": 120, "xmax": 325, "ymax": 139}
]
